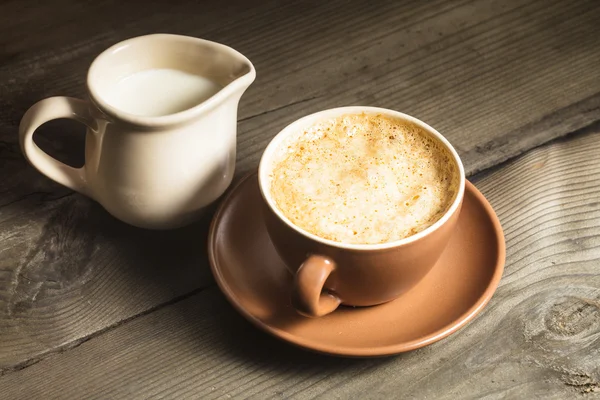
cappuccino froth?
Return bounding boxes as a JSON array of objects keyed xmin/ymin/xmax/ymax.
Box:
[{"xmin": 269, "ymin": 113, "xmax": 459, "ymax": 245}]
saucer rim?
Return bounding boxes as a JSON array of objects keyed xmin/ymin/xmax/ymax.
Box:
[{"xmin": 208, "ymin": 171, "xmax": 506, "ymax": 357}]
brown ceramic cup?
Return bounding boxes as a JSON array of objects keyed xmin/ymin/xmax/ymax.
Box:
[{"xmin": 258, "ymin": 106, "xmax": 466, "ymax": 318}]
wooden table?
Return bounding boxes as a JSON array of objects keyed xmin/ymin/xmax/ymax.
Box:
[{"xmin": 1, "ymin": 0, "xmax": 599, "ymax": 398}]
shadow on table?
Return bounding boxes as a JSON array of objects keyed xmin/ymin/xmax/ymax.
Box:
[{"xmin": 202, "ymin": 293, "xmax": 402, "ymax": 374}]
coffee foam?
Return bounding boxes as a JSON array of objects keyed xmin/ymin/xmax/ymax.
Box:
[{"xmin": 269, "ymin": 112, "xmax": 460, "ymax": 245}]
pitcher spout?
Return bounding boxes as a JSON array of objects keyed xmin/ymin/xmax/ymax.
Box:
[
  {"xmin": 198, "ymin": 37, "xmax": 256, "ymax": 108},
  {"xmin": 218, "ymin": 45, "xmax": 256, "ymax": 97}
]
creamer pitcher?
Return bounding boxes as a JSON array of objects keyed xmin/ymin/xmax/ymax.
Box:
[{"xmin": 19, "ymin": 34, "xmax": 256, "ymax": 229}]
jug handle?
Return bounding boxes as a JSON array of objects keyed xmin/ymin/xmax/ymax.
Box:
[{"xmin": 19, "ymin": 96, "xmax": 95, "ymax": 199}]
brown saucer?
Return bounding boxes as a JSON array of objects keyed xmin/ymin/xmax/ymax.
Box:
[{"xmin": 208, "ymin": 172, "xmax": 505, "ymax": 357}]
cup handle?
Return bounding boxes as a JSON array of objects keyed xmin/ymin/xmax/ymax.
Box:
[
  {"xmin": 19, "ymin": 96, "xmax": 95, "ymax": 198},
  {"xmin": 291, "ymin": 254, "xmax": 342, "ymax": 318}
]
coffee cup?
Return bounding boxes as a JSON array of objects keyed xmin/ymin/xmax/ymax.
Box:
[
  {"xmin": 258, "ymin": 106, "xmax": 465, "ymax": 317},
  {"xmin": 19, "ymin": 34, "xmax": 256, "ymax": 229}
]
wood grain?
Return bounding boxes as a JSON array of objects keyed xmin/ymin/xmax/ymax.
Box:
[
  {"xmin": 1, "ymin": 0, "xmax": 600, "ymax": 373},
  {"xmin": 0, "ymin": 129, "xmax": 598, "ymax": 399}
]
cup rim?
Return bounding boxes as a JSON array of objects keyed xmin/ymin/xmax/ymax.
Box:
[
  {"xmin": 86, "ymin": 33, "xmax": 256, "ymax": 128},
  {"xmin": 258, "ymin": 106, "xmax": 466, "ymax": 251}
]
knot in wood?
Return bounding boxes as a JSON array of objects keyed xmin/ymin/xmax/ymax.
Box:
[{"xmin": 544, "ymin": 296, "xmax": 600, "ymax": 337}]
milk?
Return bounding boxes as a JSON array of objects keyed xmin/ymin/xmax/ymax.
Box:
[{"xmin": 104, "ymin": 68, "xmax": 222, "ymax": 117}]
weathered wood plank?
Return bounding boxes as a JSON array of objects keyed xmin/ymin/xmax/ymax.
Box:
[
  {"xmin": 1, "ymin": 130, "xmax": 598, "ymax": 399},
  {"xmin": 1, "ymin": 0, "xmax": 600, "ymax": 371}
]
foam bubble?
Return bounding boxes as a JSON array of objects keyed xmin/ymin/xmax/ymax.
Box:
[{"xmin": 269, "ymin": 112, "xmax": 460, "ymax": 245}]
